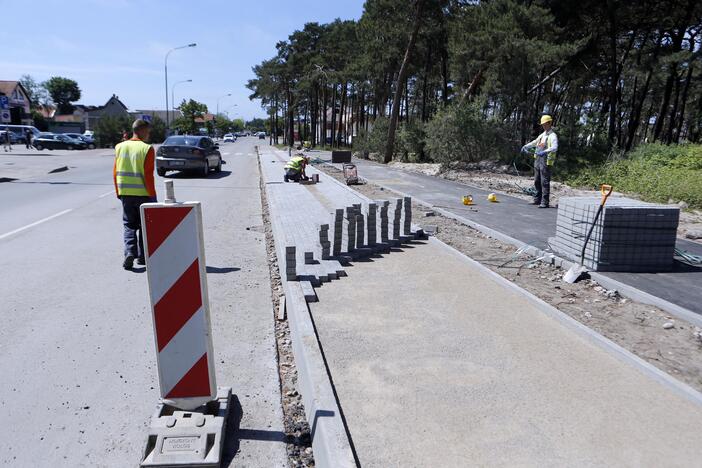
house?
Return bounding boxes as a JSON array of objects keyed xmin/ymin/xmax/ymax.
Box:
[
  {"xmin": 0, "ymin": 80, "xmax": 32, "ymax": 125},
  {"xmin": 85, "ymin": 94, "xmax": 130, "ymax": 130},
  {"xmin": 50, "ymin": 94, "xmax": 130, "ymax": 133},
  {"xmin": 131, "ymin": 109, "xmax": 182, "ymax": 123}
]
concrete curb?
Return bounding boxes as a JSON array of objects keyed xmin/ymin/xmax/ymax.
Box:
[
  {"xmin": 258, "ymin": 148, "xmax": 357, "ymax": 468},
  {"xmin": 430, "ymin": 236, "xmax": 702, "ymax": 407},
  {"xmin": 349, "ymin": 173, "xmax": 702, "ymax": 329}
]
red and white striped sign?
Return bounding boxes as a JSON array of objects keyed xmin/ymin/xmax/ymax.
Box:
[{"xmin": 140, "ymin": 202, "xmax": 217, "ymax": 410}]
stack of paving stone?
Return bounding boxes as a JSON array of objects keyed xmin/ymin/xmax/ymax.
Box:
[{"xmin": 549, "ymin": 197, "xmax": 680, "ymax": 272}]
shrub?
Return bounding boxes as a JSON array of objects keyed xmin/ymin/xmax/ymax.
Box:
[
  {"xmin": 566, "ymin": 143, "xmax": 702, "ymax": 208},
  {"xmin": 353, "ymin": 116, "xmax": 389, "ymax": 157},
  {"xmin": 425, "ymin": 101, "xmax": 511, "ymax": 166}
]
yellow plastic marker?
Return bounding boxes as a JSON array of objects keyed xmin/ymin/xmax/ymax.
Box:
[
  {"xmin": 462, "ymin": 195, "xmax": 474, "ymax": 205},
  {"xmin": 487, "ymin": 193, "xmax": 498, "ymax": 202}
]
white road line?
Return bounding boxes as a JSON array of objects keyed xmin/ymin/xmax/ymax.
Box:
[
  {"xmin": 98, "ymin": 191, "xmax": 113, "ymax": 198},
  {"xmin": 235, "ymin": 152, "xmax": 244, "ymax": 156},
  {"xmin": 222, "ymin": 152, "xmax": 231, "ymax": 156},
  {"xmin": 0, "ymin": 209, "xmax": 73, "ymax": 240}
]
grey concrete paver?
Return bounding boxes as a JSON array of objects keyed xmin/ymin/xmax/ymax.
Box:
[{"xmin": 308, "ymin": 236, "xmax": 702, "ymax": 467}]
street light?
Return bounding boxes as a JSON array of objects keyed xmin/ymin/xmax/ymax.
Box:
[
  {"xmin": 215, "ymin": 93, "xmax": 232, "ymax": 118},
  {"xmin": 164, "ymin": 43, "xmax": 197, "ymax": 130},
  {"xmin": 171, "ymin": 79, "xmax": 192, "ymax": 122}
]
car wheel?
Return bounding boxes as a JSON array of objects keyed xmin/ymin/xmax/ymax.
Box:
[
  {"xmin": 215, "ymin": 158, "xmax": 222, "ymax": 173},
  {"xmin": 157, "ymin": 168, "xmax": 167, "ymax": 177},
  {"xmin": 88, "ymin": 144, "xmax": 96, "ymax": 149},
  {"xmin": 67, "ymin": 145, "xmax": 74, "ymax": 151},
  {"xmin": 202, "ymin": 161, "xmax": 209, "ymax": 177},
  {"xmin": 35, "ymin": 144, "xmax": 43, "ymax": 151}
]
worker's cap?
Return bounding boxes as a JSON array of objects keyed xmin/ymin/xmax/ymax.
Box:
[
  {"xmin": 132, "ymin": 119, "xmax": 151, "ymax": 130},
  {"xmin": 540, "ymin": 114, "xmax": 553, "ymax": 125}
]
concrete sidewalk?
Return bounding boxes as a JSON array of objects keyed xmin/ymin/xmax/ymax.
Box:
[
  {"xmin": 312, "ymin": 152, "xmax": 702, "ymax": 317},
  {"xmin": 309, "ymin": 236, "xmax": 702, "ymax": 466}
]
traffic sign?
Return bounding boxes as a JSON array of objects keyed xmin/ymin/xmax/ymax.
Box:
[
  {"xmin": 140, "ymin": 114, "xmax": 152, "ymax": 123},
  {"xmin": 0, "ymin": 109, "xmax": 10, "ymax": 123},
  {"xmin": 0, "ymin": 96, "xmax": 8, "ymax": 110},
  {"xmin": 140, "ymin": 196, "xmax": 217, "ymax": 410}
]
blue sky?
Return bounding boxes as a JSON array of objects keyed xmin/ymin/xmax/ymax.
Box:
[{"xmin": 0, "ymin": 0, "xmax": 365, "ymax": 120}]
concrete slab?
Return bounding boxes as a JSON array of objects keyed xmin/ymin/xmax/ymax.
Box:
[{"xmin": 308, "ymin": 238, "xmax": 702, "ymax": 466}]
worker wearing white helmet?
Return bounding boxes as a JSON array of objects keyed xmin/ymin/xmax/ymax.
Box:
[{"xmin": 522, "ymin": 114, "xmax": 558, "ymax": 208}]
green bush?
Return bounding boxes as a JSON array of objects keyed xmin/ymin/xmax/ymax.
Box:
[
  {"xmin": 425, "ymin": 101, "xmax": 511, "ymax": 165},
  {"xmin": 396, "ymin": 120, "xmax": 427, "ymax": 162},
  {"xmin": 94, "ymin": 116, "xmax": 132, "ymax": 147},
  {"xmin": 566, "ymin": 143, "xmax": 702, "ymax": 208},
  {"xmin": 353, "ymin": 116, "xmax": 389, "ymax": 157}
]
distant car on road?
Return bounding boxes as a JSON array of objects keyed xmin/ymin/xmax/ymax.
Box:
[
  {"xmin": 64, "ymin": 133, "xmax": 97, "ymax": 149},
  {"xmin": 223, "ymin": 133, "xmax": 236, "ymax": 143},
  {"xmin": 258, "ymin": 132, "xmax": 266, "ymax": 139},
  {"xmin": 156, "ymin": 135, "xmax": 222, "ymax": 177},
  {"xmin": 33, "ymin": 133, "xmax": 88, "ymax": 151},
  {"xmin": 83, "ymin": 130, "xmax": 94, "ymax": 138}
]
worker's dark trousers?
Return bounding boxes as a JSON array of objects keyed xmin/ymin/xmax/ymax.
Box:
[
  {"xmin": 533, "ymin": 156, "xmax": 551, "ymax": 206},
  {"xmin": 284, "ymin": 168, "xmax": 301, "ymax": 183},
  {"xmin": 121, "ymin": 195, "xmax": 156, "ymax": 259}
]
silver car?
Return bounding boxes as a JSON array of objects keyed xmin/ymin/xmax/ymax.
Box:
[{"xmin": 156, "ymin": 135, "xmax": 222, "ymax": 177}]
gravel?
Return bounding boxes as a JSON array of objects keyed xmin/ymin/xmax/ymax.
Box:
[{"xmin": 259, "ymin": 156, "xmax": 315, "ymax": 467}]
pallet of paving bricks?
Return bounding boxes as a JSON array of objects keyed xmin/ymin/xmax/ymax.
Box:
[{"xmin": 550, "ymin": 196, "xmax": 679, "ymax": 272}]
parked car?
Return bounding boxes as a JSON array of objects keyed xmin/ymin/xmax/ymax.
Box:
[
  {"xmin": 222, "ymin": 133, "xmax": 235, "ymax": 143},
  {"xmin": 156, "ymin": 135, "xmax": 222, "ymax": 177},
  {"xmin": 0, "ymin": 130, "xmax": 21, "ymax": 144},
  {"xmin": 83, "ymin": 130, "xmax": 94, "ymax": 138},
  {"xmin": 64, "ymin": 133, "xmax": 96, "ymax": 149},
  {"xmin": 258, "ymin": 132, "xmax": 266, "ymax": 139},
  {"xmin": 33, "ymin": 133, "xmax": 88, "ymax": 151}
]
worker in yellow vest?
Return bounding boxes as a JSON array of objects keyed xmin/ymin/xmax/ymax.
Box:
[
  {"xmin": 522, "ymin": 114, "xmax": 558, "ymax": 208},
  {"xmin": 113, "ymin": 119, "xmax": 156, "ymax": 270},
  {"xmin": 284, "ymin": 155, "xmax": 309, "ymax": 183}
]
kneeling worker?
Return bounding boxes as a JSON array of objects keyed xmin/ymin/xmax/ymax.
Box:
[
  {"xmin": 522, "ymin": 114, "xmax": 558, "ymax": 208},
  {"xmin": 284, "ymin": 155, "xmax": 309, "ymax": 182}
]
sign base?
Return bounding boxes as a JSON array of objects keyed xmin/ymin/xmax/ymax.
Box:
[{"xmin": 141, "ymin": 387, "xmax": 232, "ymax": 468}]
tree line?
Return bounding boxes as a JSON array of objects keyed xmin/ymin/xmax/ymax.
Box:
[{"xmin": 247, "ymin": 0, "xmax": 702, "ymax": 168}]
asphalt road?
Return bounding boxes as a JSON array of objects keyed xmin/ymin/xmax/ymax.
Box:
[
  {"xmin": 0, "ymin": 138, "xmax": 286, "ymax": 467},
  {"xmin": 316, "ymin": 153, "xmax": 702, "ymax": 316}
]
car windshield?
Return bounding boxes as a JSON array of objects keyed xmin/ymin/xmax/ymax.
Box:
[{"xmin": 164, "ymin": 136, "xmax": 201, "ymax": 146}]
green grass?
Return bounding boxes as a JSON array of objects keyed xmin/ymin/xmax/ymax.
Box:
[{"xmin": 565, "ymin": 143, "xmax": 702, "ymax": 209}]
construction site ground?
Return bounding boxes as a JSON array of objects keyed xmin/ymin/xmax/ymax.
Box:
[
  {"xmin": 315, "ymin": 163, "xmax": 702, "ymax": 393},
  {"xmin": 308, "ymin": 235, "xmax": 702, "ymax": 467},
  {"xmin": 387, "ymin": 160, "xmax": 702, "ymax": 241},
  {"xmin": 310, "ymin": 153, "xmax": 702, "ymax": 319}
]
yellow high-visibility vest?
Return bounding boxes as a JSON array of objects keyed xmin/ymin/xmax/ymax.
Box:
[
  {"xmin": 115, "ymin": 139, "xmax": 151, "ymax": 196},
  {"xmin": 285, "ymin": 156, "xmax": 305, "ymax": 172}
]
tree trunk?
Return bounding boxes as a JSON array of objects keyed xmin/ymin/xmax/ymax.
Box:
[{"xmin": 384, "ymin": 0, "xmax": 424, "ymax": 164}]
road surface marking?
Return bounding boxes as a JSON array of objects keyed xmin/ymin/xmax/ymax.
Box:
[
  {"xmin": 221, "ymin": 152, "xmax": 231, "ymax": 156},
  {"xmin": 235, "ymin": 152, "xmax": 244, "ymax": 156},
  {"xmin": 0, "ymin": 209, "xmax": 73, "ymax": 240},
  {"xmin": 98, "ymin": 191, "xmax": 113, "ymax": 198}
]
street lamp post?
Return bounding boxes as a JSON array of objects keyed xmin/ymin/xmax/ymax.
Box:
[
  {"xmin": 164, "ymin": 43, "xmax": 196, "ymax": 130},
  {"xmin": 171, "ymin": 79, "xmax": 193, "ymax": 125},
  {"xmin": 215, "ymin": 93, "xmax": 232, "ymax": 139}
]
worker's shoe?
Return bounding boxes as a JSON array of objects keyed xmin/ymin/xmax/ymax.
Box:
[
  {"xmin": 136, "ymin": 256, "xmax": 146, "ymax": 265},
  {"xmin": 283, "ymin": 175, "xmax": 289, "ymax": 182},
  {"xmin": 531, "ymin": 200, "xmax": 541, "ymax": 205},
  {"xmin": 538, "ymin": 204, "xmax": 549, "ymax": 209},
  {"xmin": 122, "ymin": 255, "xmax": 135, "ymax": 270}
]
